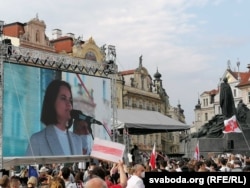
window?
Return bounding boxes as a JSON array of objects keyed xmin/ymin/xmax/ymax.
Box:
[
  {"xmin": 248, "ymin": 92, "xmax": 250, "ymax": 103},
  {"xmin": 234, "ymin": 89, "xmax": 237, "ymax": 97},
  {"xmin": 102, "ymin": 80, "xmax": 107, "ymax": 100},
  {"xmin": 36, "ymin": 30, "xmax": 40, "ymax": 42},
  {"xmin": 205, "ymin": 113, "xmax": 208, "ymax": 121},
  {"xmin": 197, "ymin": 113, "xmax": 200, "ymax": 121},
  {"xmin": 218, "ymin": 106, "xmax": 221, "ymax": 114},
  {"xmin": 85, "ymin": 51, "xmax": 97, "ymax": 61}
]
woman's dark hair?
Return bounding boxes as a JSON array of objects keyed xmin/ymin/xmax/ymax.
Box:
[
  {"xmin": 75, "ymin": 171, "xmax": 84, "ymax": 183},
  {"xmin": 91, "ymin": 166, "xmax": 106, "ymax": 180},
  {"xmin": 41, "ymin": 79, "xmax": 73, "ymax": 126}
]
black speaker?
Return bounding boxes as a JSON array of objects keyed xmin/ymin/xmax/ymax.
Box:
[{"xmin": 227, "ymin": 140, "xmax": 234, "ymax": 149}]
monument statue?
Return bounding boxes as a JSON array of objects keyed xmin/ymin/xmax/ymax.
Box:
[
  {"xmin": 190, "ymin": 77, "xmax": 248, "ymax": 138},
  {"xmin": 236, "ymin": 99, "xmax": 250, "ymax": 128},
  {"xmin": 219, "ymin": 77, "xmax": 236, "ymax": 118}
]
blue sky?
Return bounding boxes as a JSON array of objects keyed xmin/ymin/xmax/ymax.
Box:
[{"xmin": 1, "ymin": 0, "xmax": 250, "ymax": 125}]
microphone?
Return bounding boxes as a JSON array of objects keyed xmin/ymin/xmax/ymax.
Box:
[{"xmin": 70, "ymin": 109, "xmax": 102, "ymax": 125}]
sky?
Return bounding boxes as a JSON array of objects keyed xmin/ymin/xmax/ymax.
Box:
[{"xmin": 1, "ymin": 0, "xmax": 250, "ymax": 125}]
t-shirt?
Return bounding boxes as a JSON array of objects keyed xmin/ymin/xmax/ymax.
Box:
[
  {"xmin": 65, "ymin": 181, "xmax": 78, "ymax": 188},
  {"xmin": 127, "ymin": 175, "xmax": 145, "ymax": 188},
  {"xmin": 54, "ymin": 126, "xmax": 71, "ymax": 155}
]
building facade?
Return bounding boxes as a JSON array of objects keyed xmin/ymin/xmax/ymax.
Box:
[{"xmin": 116, "ymin": 56, "xmax": 186, "ymax": 155}]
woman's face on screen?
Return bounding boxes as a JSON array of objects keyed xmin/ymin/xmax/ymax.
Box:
[{"xmin": 55, "ymin": 85, "xmax": 73, "ymax": 122}]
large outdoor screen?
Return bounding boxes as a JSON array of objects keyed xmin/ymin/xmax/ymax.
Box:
[{"xmin": 3, "ymin": 62, "xmax": 112, "ymax": 157}]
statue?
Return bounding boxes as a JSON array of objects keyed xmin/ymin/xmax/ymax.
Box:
[
  {"xmin": 236, "ymin": 100, "xmax": 250, "ymax": 128},
  {"xmin": 191, "ymin": 77, "xmax": 240, "ymax": 138},
  {"xmin": 191, "ymin": 114, "xmax": 224, "ymax": 138},
  {"xmin": 189, "ymin": 75, "xmax": 250, "ymax": 139},
  {"xmin": 219, "ymin": 77, "xmax": 236, "ymax": 118}
]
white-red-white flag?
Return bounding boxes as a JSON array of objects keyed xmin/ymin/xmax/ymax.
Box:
[
  {"xmin": 193, "ymin": 141, "xmax": 200, "ymax": 160},
  {"xmin": 149, "ymin": 143, "xmax": 156, "ymax": 170},
  {"xmin": 90, "ymin": 137, "xmax": 125, "ymax": 163},
  {"xmin": 223, "ymin": 115, "xmax": 242, "ymax": 133}
]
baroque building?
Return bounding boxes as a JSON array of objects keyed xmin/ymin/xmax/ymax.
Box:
[{"xmin": 116, "ymin": 55, "xmax": 186, "ymax": 155}]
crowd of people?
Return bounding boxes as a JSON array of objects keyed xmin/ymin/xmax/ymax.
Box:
[{"xmin": 0, "ymin": 151, "xmax": 250, "ymax": 188}]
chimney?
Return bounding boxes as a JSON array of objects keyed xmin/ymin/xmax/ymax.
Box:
[
  {"xmin": 247, "ymin": 64, "xmax": 250, "ymax": 72},
  {"xmin": 52, "ymin": 29, "xmax": 62, "ymax": 39},
  {"xmin": 66, "ymin": 33, "xmax": 75, "ymax": 39}
]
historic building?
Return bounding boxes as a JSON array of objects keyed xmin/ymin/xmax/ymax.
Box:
[
  {"xmin": 193, "ymin": 61, "xmax": 250, "ymax": 132},
  {"xmin": 115, "ymin": 56, "xmax": 186, "ymax": 155},
  {"xmin": 2, "ymin": 16, "xmax": 187, "ymax": 157}
]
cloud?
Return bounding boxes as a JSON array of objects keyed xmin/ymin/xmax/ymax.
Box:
[{"xmin": 1, "ymin": 0, "xmax": 250, "ymax": 124}]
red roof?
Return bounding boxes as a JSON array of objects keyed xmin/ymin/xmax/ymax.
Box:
[{"xmin": 119, "ymin": 69, "xmax": 135, "ymax": 75}]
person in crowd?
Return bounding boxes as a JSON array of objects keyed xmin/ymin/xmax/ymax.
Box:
[
  {"xmin": 60, "ymin": 167, "xmax": 77, "ymax": 188},
  {"xmin": 209, "ymin": 161, "xmax": 219, "ymax": 172},
  {"xmin": 104, "ymin": 170, "xmax": 113, "ymax": 187},
  {"xmin": 175, "ymin": 160, "xmax": 185, "ymax": 172},
  {"xmin": 26, "ymin": 79, "xmax": 83, "ymax": 156},
  {"xmin": 110, "ymin": 163, "xmax": 119, "ymax": 185},
  {"xmin": 84, "ymin": 177, "xmax": 108, "ymax": 188},
  {"xmin": 38, "ymin": 166, "xmax": 52, "ymax": 186},
  {"xmin": 194, "ymin": 161, "xmax": 209, "ymax": 172},
  {"xmin": 9, "ymin": 176, "xmax": 21, "ymax": 188},
  {"xmin": 231, "ymin": 159, "xmax": 243, "ymax": 172},
  {"xmin": 74, "ymin": 171, "xmax": 84, "ymax": 188},
  {"xmin": 218, "ymin": 158, "xmax": 231, "ymax": 172},
  {"xmin": 0, "ymin": 175, "xmax": 10, "ymax": 188},
  {"xmin": 242, "ymin": 165, "xmax": 250, "ymax": 172},
  {"xmin": 126, "ymin": 164, "xmax": 145, "ymax": 188},
  {"xmin": 158, "ymin": 160, "xmax": 168, "ymax": 172},
  {"xmin": 48, "ymin": 177, "xmax": 65, "ymax": 188},
  {"xmin": 90, "ymin": 160, "xmax": 127, "ymax": 188},
  {"xmin": 27, "ymin": 176, "xmax": 38, "ymax": 188},
  {"xmin": 131, "ymin": 145, "xmax": 141, "ymax": 164},
  {"xmin": 83, "ymin": 162, "xmax": 97, "ymax": 182},
  {"xmin": 51, "ymin": 164, "xmax": 61, "ymax": 177},
  {"xmin": 19, "ymin": 167, "xmax": 28, "ymax": 186}
]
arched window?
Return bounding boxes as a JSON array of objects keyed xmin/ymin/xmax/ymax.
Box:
[{"xmin": 85, "ymin": 51, "xmax": 97, "ymax": 61}]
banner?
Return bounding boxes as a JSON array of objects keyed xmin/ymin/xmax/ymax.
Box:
[{"xmin": 90, "ymin": 137, "xmax": 125, "ymax": 163}]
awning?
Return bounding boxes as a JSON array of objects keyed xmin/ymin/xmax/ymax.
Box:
[{"xmin": 113, "ymin": 109, "xmax": 190, "ymax": 135}]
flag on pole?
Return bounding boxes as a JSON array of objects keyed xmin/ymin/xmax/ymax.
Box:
[
  {"xmin": 193, "ymin": 141, "xmax": 200, "ymax": 160},
  {"xmin": 223, "ymin": 115, "xmax": 242, "ymax": 133},
  {"xmin": 149, "ymin": 143, "xmax": 156, "ymax": 170}
]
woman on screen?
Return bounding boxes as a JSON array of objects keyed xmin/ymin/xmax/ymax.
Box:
[{"xmin": 26, "ymin": 79, "xmax": 83, "ymax": 156}]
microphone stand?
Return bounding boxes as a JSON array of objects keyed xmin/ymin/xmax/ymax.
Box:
[
  {"xmin": 86, "ymin": 120, "xmax": 111, "ymax": 140},
  {"xmin": 86, "ymin": 120, "xmax": 94, "ymax": 140}
]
